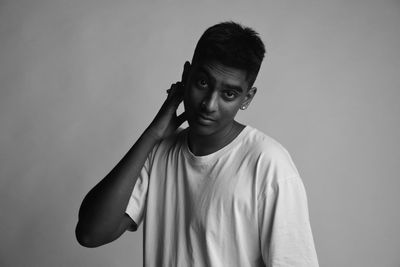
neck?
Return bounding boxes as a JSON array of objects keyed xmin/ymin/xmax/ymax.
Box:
[{"xmin": 188, "ymin": 121, "xmax": 245, "ymax": 156}]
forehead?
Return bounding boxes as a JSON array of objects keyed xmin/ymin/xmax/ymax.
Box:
[{"xmin": 191, "ymin": 60, "xmax": 250, "ymax": 90}]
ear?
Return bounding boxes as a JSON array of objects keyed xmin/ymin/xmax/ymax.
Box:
[
  {"xmin": 240, "ymin": 87, "xmax": 257, "ymax": 110},
  {"xmin": 181, "ymin": 61, "xmax": 191, "ymax": 87}
]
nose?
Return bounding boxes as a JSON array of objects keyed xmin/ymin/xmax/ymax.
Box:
[{"xmin": 201, "ymin": 91, "xmax": 218, "ymax": 113}]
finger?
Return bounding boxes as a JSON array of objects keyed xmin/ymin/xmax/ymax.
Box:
[
  {"xmin": 170, "ymin": 89, "xmax": 184, "ymax": 108},
  {"xmin": 167, "ymin": 82, "xmax": 185, "ymax": 102},
  {"xmin": 176, "ymin": 81, "xmax": 185, "ymax": 94},
  {"xmin": 166, "ymin": 83, "xmax": 178, "ymax": 100}
]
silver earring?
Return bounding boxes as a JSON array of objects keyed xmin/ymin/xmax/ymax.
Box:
[{"xmin": 240, "ymin": 105, "xmax": 247, "ymax": 110}]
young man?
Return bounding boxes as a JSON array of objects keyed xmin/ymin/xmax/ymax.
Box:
[{"xmin": 76, "ymin": 22, "xmax": 319, "ymax": 266}]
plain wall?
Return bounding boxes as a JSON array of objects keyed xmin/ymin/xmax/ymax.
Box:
[{"xmin": 1, "ymin": 0, "xmax": 399, "ymax": 266}]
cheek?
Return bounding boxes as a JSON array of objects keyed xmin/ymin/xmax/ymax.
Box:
[{"xmin": 219, "ymin": 103, "xmax": 241, "ymax": 119}]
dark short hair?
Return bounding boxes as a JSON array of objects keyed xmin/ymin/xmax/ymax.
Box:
[{"xmin": 192, "ymin": 21, "xmax": 266, "ymax": 86}]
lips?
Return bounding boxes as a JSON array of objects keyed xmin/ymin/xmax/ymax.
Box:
[{"xmin": 196, "ymin": 113, "xmax": 215, "ymax": 125}]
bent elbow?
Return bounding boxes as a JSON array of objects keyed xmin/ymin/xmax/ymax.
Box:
[{"xmin": 75, "ymin": 222, "xmax": 103, "ymax": 248}]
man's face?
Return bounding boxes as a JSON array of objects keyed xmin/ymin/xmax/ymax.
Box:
[{"xmin": 183, "ymin": 60, "xmax": 257, "ymax": 137}]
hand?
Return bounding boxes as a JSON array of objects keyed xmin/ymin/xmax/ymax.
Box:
[{"xmin": 147, "ymin": 62, "xmax": 190, "ymax": 140}]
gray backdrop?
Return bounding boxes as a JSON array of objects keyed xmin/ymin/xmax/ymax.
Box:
[{"xmin": 1, "ymin": 0, "xmax": 399, "ymax": 266}]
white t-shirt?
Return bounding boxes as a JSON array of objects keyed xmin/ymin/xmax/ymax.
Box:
[{"xmin": 126, "ymin": 126, "xmax": 319, "ymax": 267}]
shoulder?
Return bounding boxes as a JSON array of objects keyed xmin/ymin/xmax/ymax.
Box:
[
  {"xmin": 242, "ymin": 126, "xmax": 300, "ymax": 184},
  {"xmin": 243, "ymin": 127, "xmax": 296, "ymax": 167}
]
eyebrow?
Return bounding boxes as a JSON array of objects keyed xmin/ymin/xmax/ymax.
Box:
[
  {"xmin": 196, "ymin": 66, "xmax": 244, "ymax": 93},
  {"xmin": 224, "ymin": 84, "xmax": 243, "ymax": 93}
]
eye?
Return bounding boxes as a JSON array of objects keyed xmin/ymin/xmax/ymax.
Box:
[
  {"xmin": 223, "ymin": 90, "xmax": 238, "ymax": 100},
  {"xmin": 197, "ymin": 78, "xmax": 208, "ymax": 88}
]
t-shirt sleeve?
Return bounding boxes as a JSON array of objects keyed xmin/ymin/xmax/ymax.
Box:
[
  {"xmin": 125, "ymin": 154, "xmax": 151, "ymax": 228},
  {"xmin": 258, "ymin": 176, "xmax": 319, "ymax": 267}
]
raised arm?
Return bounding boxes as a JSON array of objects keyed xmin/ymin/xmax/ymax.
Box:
[{"xmin": 75, "ymin": 63, "xmax": 189, "ymax": 247}]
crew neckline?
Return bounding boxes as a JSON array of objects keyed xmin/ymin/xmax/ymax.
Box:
[{"xmin": 182, "ymin": 125, "xmax": 252, "ymax": 164}]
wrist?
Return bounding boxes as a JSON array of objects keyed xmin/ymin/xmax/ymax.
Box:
[{"xmin": 144, "ymin": 125, "xmax": 163, "ymax": 142}]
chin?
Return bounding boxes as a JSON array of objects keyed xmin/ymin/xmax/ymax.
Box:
[{"xmin": 188, "ymin": 123, "xmax": 217, "ymax": 136}]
